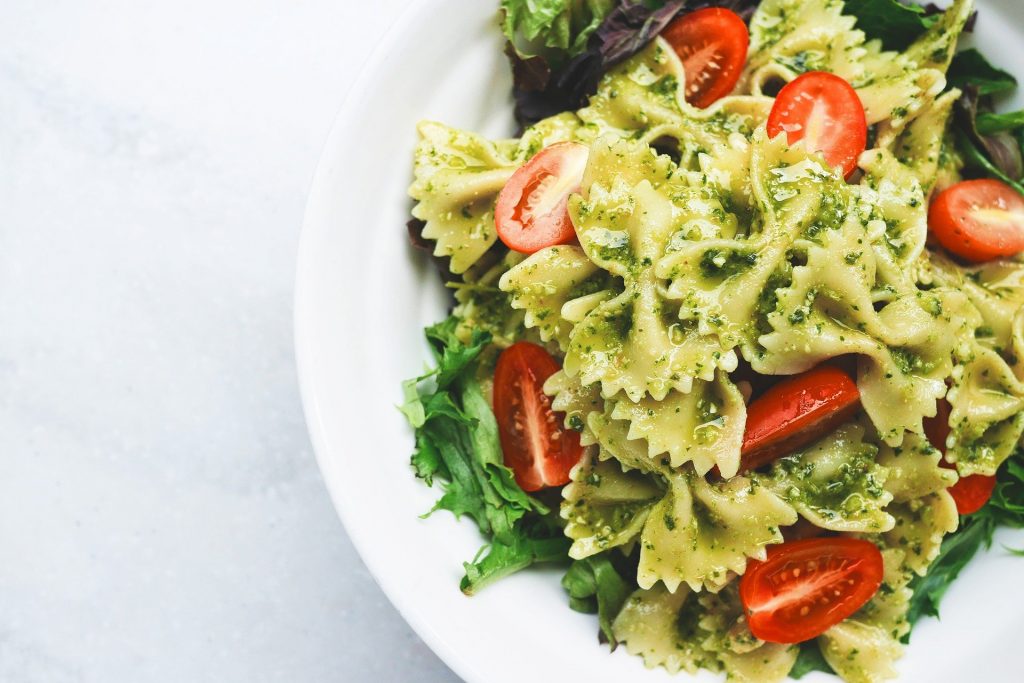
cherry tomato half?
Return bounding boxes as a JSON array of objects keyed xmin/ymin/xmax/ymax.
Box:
[
  {"xmin": 492, "ymin": 342, "xmax": 583, "ymax": 492},
  {"xmin": 495, "ymin": 142, "xmax": 589, "ymax": 254},
  {"xmin": 923, "ymin": 398, "xmax": 997, "ymax": 515},
  {"xmin": 766, "ymin": 71, "xmax": 868, "ymax": 179},
  {"xmin": 740, "ymin": 366, "xmax": 861, "ymax": 472},
  {"xmin": 928, "ymin": 179, "xmax": 1024, "ymax": 262},
  {"xmin": 946, "ymin": 469, "xmax": 997, "ymax": 515},
  {"xmin": 661, "ymin": 8, "xmax": 749, "ymax": 109},
  {"xmin": 740, "ymin": 537, "xmax": 884, "ymax": 644}
]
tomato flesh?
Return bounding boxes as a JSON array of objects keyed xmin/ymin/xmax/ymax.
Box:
[
  {"xmin": 740, "ymin": 537, "xmax": 884, "ymax": 644},
  {"xmin": 740, "ymin": 366, "xmax": 860, "ymax": 472},
  {"xmin": 492, "ymin": 342, "xmax": 583, "ymax": 492},
  {"xmin": 766, "ymin": 71, "xmax": 868, "ymax": 179},
  {"xmin": 924, "ymin": 398, "xmax": 996, "ymax": 515},
  {"xmin": 946, "ymin": 470, "xmax": 997, "ymax": 515},
  {"xmin": 928, "ymin": 179, "xmax": 1024, "ymax": 262},
  {"xmin": 661, "ymin": 8, "xmax": 749, "ymax": 109},
  {"xmin": 495, "ymin": 142, "xmax": 589, "ymax": 254}
]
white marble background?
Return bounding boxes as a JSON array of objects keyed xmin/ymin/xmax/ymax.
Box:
[{"xmin": 0, "ymin": 1, "xmax": 460, "ymax": 681}]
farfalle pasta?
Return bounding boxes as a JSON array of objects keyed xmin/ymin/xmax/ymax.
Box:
[{"xmin": 399, "ymin": 0, "xmax": 1024, "ymax": 681}]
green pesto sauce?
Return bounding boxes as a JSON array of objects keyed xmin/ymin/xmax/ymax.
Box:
[
  {"xmin": 675, "ymin": 602, "xmax": 704, "ymax": 642},
  {"xmin": 566, "ymin": 271, "xmax": 613, "ymax": 300},
  {"xmin": 455, "ymin": 285, "xmax": 523, "ymax": 342},
  {"xmin": 776, "ymin": 49, "xmax": 827, "ymax": 75},
  {"xmin": 754, "ymin": 266, "xmax": 794, "ymax": 335},
  {"xmin": 803, "ymin": 191, "xmax": 847, "ymax": 242},
  {"xmin": 584, "ymin": 501, "xmax": 651, "ymax": 547},
  {"xmin": 694, "ymin": 394, "xmax": 724, "ymax": 445},
  {"xmin": 575, "ymin": 303, "xmax": 633, "ymax": 355},
  {"xmin": 774, "ymin": 444, "xmax": 886, "ymax": 520},
  {"xmin": 699, "ymin": 248, "xmax": 758, "ymax": 280},
  {"xmin": 889, "ymin": 346, "xmax": 933, "ymax": 375}
]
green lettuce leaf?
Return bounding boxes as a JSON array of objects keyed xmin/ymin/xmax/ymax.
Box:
[
  {"xmin": 461, "ymin": 513, "xmax": 571, "ymax": 594},
  {"xmin": 790, "ymin": 640, "xmax": 836, "ymax": 679},
  {"xmin": 948, "ymin": 48, "xmax": 1017, "ymax": 95},
  {"xmin": 842, "ymin": 0, "xmax": 939, "ymax": 52},
  {"xmin": 954, "ymin": 87, "xmax": 1024, "ymax": 189},
  {"xmin": 424, "ymin": 317, "xmax": 492, "ymax": 390},
  {"xmin": 404, "ymin": 317, "xmax": 546, "ymax": 542},
  {"xmin": 561, "ymin": 554, "xmax": 633, "ymax": 647},
  {"xmin": 977, "ymin": 110, "xmax": 1024, "ymax": 135},
  {"xmin": 403, "ymin": 315, "xmax": 569, "ymax": 592},
  {"xmin": 905, "ymin": 514, "xmax": 994, "ymax": 630},
  {"xmin": 501, "ymin": 0, "xmax": 615, "ymax": 62}
]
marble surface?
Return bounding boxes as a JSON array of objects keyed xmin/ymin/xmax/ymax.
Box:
[{"xmin": 0, "ymin": 1, "xmax": 459, "ymax": 681}]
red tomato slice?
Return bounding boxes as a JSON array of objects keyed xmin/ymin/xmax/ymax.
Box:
[
  {"xmin": 740, "ymin": 366, "xmax": 860, "ymax": 472},
  {"xmin": 661, "ymin": 8, "xmax": 749, "ymax": 109},
  {"xmin": 492, "ymin": 342, "xmax": 584, "ymax": 492},
  {"xmin": 495, "ymin": 142, "xmax": 589, "ymax": 254},
  {"xmin": 928, "ymin": 179, "xmax": 1024, "ymax": 262},
  {"xmin": 924, "ymin": 398, "xmax": 997, "ymax": 515},
  {"xmin": 946, "ymin": 471, "xmax": 997, "ymax": 515},
  {"xmin": 740, "ymin": 537, "xmax": 884, "ymax": 644},
  {"xmin": 766, "ymin": 72, "xmax": 868, "ymax": 179}
]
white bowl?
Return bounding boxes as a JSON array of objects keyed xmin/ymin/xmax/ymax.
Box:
[{"xmin": 295, "ymin": 1, "xmax": 1024, "ymax": 680}]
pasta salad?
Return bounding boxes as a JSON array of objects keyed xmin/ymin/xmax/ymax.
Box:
[{"xmin": 399, "ymin": 0, "xmax": 1024, "ymax": 680}]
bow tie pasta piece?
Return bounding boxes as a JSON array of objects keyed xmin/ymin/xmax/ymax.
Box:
[
  {"xmin": 612, "ymin": 584, "xmax": 797, "ymax": 682},
  {"xmin": 818, "ymin": 547, "xmax": 915, "ymax": 683},
  {"xmin": 608, "ymin": 371, "xmax": 746, "ymax": 478},
  {"xmin": 761, "ymin": 423, "xmax": 895, "ymax": 533},
  {"xmin": 637, "ymin": 471, "xmax": 798, "ymax": 592},
  {"xmin": 659, "ymin": 132, "xmax": 845, "ymax": 350},
  {"xmin": 410, "ymin": 114, "xmax": 581, "ymax": 274},
  {"xmin": 744, "ymin": 0, "xmax": 867, "ymax": 88},
  {"xmin": 563, "ymin": 280, "xmax": 735, "ymax": 401},
  {"xmin": 411, "ymin": 122, "xmax": 522, "ymax": 274},
  {"xmin": 564, "ymin": 137, "xmax": 738, "ymax": 401},
  {"xmin": 570, "ymin": 413, "xmax": 797, "ymax": 593},
  {"xmin": 750, "ymin": 154, "xmax": 972, "ymax": 443},
  {"xmin": 927, "ymin": 257, "xmax": 1024, "ymax": 476},
  {"xmin": 861, "ymin": 0, "xmax": 972, "ymax": 155},
  {"xmin": 544, "ymin": 370, "xmax": 603, "ymax": 445},
  {"xmin": 945, "ymin": 259, "xmax": 1024, "ymax": 349},
  {"xmin": 876, "ymin": 432, "xmax": 958, "ymax": 503},
  {"xmin": 820, "ymin": 621, "xmax": 903, "ymax": 683},
  {"xmin": 882, "ymin": 492, "xmax": 959, "ymax": 575},
  {"xmin": 578, "ymin": 39, "xmax": 771, "ymax": 169},
  {"xmin": 858, "ymin": 0, "xmax": 972, "ymax": 141},
  {"xmin": 902, "ymin": 0, "xmax": 975, "ymax": 73},
  {"xmin": 499, "ymin": 245, "xmax": 616, "ymax": 350},
  {"xmin": 950, "ymin": 346, "xmax": 1024, "ymax": 476},
  {"xmin": 855, "ymin": 87, "xmax": 960, "ymax": 282},
  {"xmin": 761, "ymin": 281, "xmax": 967, "ymax": 446},
  {"xmin": 561, "ymin": 452, "xmax": 664, "ymax": 559},
  {"xmin": 699, "ymin": 587, "xmax": 799, "ymax": 683},
  {"xmin": 546, "ymin": 365, "xmax": 746, "ymax": 478},
  {"xmin": 763, "ymin": 290, "xmax": 965, "ymax": 447},
  {"xmin": 612, "ymin": 585, "xmax": 716, "ymax": 676},
  {"xmin": 863, "ymin": 84, "xmax": 959, "ymax": 194}
]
